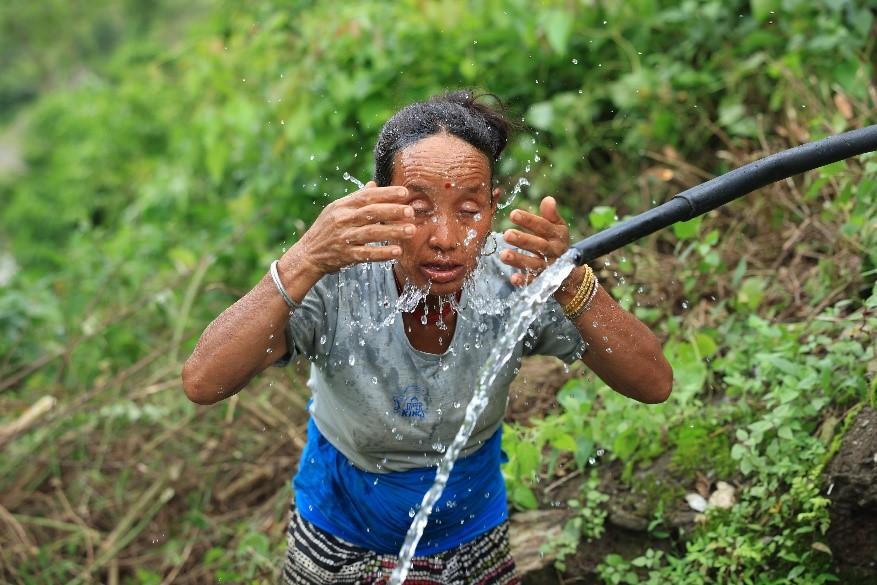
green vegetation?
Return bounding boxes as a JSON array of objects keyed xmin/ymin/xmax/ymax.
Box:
[{"xmin": 1, "ymin": 0, "xmax": 875, "ymax": 583}]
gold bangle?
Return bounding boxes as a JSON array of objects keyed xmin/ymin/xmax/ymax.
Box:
[
  {"xmin": 567, "ymin": 276, "xmax": 596, "ymax": 318},
  {"xmin": 569, "ymin": 280, "xmax": 599, "ymax": 320},
  {"xmin": 562, "ymin": 265, "xmax": 595, "ymax": 317},
  {"xmin": 564, "ymin": 267, "xmax": 593, "ymax": 316}
]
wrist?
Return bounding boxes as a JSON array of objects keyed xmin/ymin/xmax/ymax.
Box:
[
  {"xmin": 554, "ymin": 266, "xmax": 585, "ymax": 306},
  {"xmin": 558, "ymin": 264, "xmax": 599, "ymax": 321},
  {"xmin": 275, "ymin": 245, "xmax": 323, "ymax": 301}
]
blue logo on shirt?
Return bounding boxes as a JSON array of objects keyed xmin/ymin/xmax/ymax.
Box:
[{"xmin": 393, "ymin": 385, "xmax": 426, "ymax": 418}]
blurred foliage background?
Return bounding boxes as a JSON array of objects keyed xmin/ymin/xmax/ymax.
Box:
[{"xmin": 1, "ymin": 0, "xmax": 875, "ymax": 583}]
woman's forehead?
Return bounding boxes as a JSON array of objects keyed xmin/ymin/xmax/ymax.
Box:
[{"xmin": 393, "ymin": 134, "xmax": 490, "ymax": 186}]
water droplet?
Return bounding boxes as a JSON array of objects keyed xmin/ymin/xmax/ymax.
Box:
[
  {"xmin": 319, "ymin": 335, "xmax": 327, "ymax": 345},
  {"xmin": 571, "ymin": 58, "xmax": 578, "ymax": 64},
  {"xmin": 371, "ymin": 376, "xmax": 378, "ymax": 384},
  {"xmin": 605, "ymin": 347, "xmax": 613, "ymax": 353},
  {"xmin": 348, "ymin": 355, "xmax": 356, "ymax": 366},
  {"xmin": 408, "ymin": 508, "xmax": 416, "ymax": 518},
  {"xmin": 265, "ymin": 348, "xmax": 273, "ymax": 354}
]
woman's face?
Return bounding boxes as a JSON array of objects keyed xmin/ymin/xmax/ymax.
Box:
[{"xmin": 390, "ymin": 133, "xmax": 498, "ymax": 295}]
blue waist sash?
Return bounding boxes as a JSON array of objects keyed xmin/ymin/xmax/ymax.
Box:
[{"xmin": 293, "ymin": 417, "xmax": 508, "ymax": 555}]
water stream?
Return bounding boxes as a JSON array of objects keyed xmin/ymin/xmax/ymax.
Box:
[{"xmin": 387, "ymin": 250, "xmax": 577, "ymax": 584}]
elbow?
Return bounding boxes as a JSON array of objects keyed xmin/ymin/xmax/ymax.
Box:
[
  {"xmin": 181, "ymin": 360, "xmax": 221, "ymax": 405},
  {"xmin": 649, "ymin": 363, "xmax": 674, "ymax": 404},
  {"xmin": 636, "ymin": 362, "xmax": 673, "ymax": 404}
]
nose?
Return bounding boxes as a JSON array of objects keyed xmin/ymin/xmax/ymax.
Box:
[{"xmin": 428, "ymin": 213, "xmax": 457, "ymax": 253}]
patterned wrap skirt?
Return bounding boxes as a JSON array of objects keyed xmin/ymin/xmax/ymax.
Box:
[{"xmin": 282, "ymin": 504, "xmax": 521, "ymax": 585}]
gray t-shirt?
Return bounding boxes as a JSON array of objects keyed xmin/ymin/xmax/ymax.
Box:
[{"xmin": 274, "ymin": 234, "xmax": 586, "ymax": 472}]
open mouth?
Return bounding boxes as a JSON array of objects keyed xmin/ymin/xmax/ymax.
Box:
[{"xmin": 420, "ymin": 262, "xmax": 465, "ymax": 283}]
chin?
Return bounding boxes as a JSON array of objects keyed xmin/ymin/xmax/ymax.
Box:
[{"xmin": 428, "ymin": 280, "xmax": 465, "ymax": 296}]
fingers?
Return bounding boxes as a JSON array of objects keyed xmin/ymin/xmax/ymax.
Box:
[
  {"xmin": 509, "ymin": 208, "xmax": 559, "ymax": 239},
  {"xmin": 503, "ymin": 229, "xmax": 557, "ymax": 256},
  {"xmin": 351, "ymin": 186, "xmax": 409, "ymax": 206},
  {"xmin": 349, "ymin": 244, "xmax": 402, "ymax": 263},
  {"xmin": 350, "ymin": 203, "xmax": 414, "ymax": 226},
  {"xmin": 540, "ymin": 196, "xmax": 563, "ymax": 224},
  {"xmin": 499, "ymin": 248, "xmax": 547, "ymax": 272},
  {"xmin": 346, "ymin": 223, "xmax": 415, "ymax": 245}
]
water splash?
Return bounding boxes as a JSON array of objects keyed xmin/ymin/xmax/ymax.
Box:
[
  {"xmin": 496, "ymin": 177, "xmax": 530, "ymax": 210},
  {"xmin": 387, "ymin": 250, "xmax": 577, "ymax": 584},
  {"xmin": 343, "ymin": 172, "xmax": 365, "ymax": 190}
]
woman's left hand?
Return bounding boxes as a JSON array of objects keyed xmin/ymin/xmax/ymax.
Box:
[{"xmin": 500, "ymin": 196, "xmax": 571, "ymax": 286}]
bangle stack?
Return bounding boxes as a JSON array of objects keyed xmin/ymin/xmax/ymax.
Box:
[
  {"xmin": 562, "ymin": 264, "xmax": 599, "ymax": 321},
  {"xmin": 270, "ymin": 260, "xmax": 302, "ymax": 312}
]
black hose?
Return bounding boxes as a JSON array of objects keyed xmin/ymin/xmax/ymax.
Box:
[{"xmin": 570, "ymin": 124, "xmax": 877, "ymax": 265}]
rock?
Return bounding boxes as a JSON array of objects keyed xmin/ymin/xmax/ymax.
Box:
[
  {"xmin": 608, "ymin": 507, "xmax": 648, "ymax": 532},
  {"xmin": 684, "ymin": 493, "xmax": 708, "ymax": 513},
  {"xmin": 824, "ymin": 406, "xmax": 877, "ymax": 583},
  {"xmin": 509, "ymin": 509, "xmax": 569, "ymax": 576},
  {"xmin": 708, "ymin": 481, "xmax": 736, "ymax": 509}
]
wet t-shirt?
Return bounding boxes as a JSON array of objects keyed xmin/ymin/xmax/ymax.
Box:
[{"xmin": 274, "ymin": 233, "xmax": 587, "ymax": 473}]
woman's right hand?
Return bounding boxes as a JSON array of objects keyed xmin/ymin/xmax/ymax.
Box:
[{"xmin": 287, "ymin": 180, "xmax": 414, "ymax": 277}]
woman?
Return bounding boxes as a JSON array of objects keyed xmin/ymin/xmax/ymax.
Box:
[{"xmin": 182, "ymin": 91, "xmax": 673, "ymax": 584}]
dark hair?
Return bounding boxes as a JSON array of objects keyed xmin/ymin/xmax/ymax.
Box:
[{"xmin": 373, "ymin": 90, "xmax": 512, "ymax": 187}]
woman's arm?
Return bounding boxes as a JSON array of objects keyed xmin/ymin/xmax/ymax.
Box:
[
  {"xmin": 500, "ymin": 196, "xmax": 673, "ymax": 404},
  {"xmin": 181, "ymin": 182, "xmax": 414, "ymax": 405},
  {"xmin": 554, "ymin": 267, "xmax": 673, "ymax": 403},
  {"xmin": 181, "ymin": 252, "xmax": 322, "ymax": 404}
]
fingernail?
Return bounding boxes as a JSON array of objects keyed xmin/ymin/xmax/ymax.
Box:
[
  {"xmin": 404, "ymin": 225, "xmax": 414, "ymax": 235},
  {"xmin": 404, "ymin": 207, "xmax": 414, "ymax": 217}
]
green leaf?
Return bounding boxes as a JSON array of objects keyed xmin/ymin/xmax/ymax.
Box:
[
  {"xmin": 551, "ymin": 432, "xmax": 577, "ymax": 452},
  {"xmin": 517, "ymin": 441, "xmax": 541, "ymax": 477},
  {"xmin": 542, "ymin": 10, "xmax": 572, "ymax": 56},
  {"xmin": 589, "ymin": 206, "xmax": 617, "ymax": 230},
  {"xmin": 513, "ymin": 484, "xmax": 539, "ymax": 509},
  {"xmin": 736, "ymin": 277, "xmax": 766, "ymax": 311},
  {"xmin": 527, "ymin": 102, "xmax": 554, "ymax": 131},
  {"xmin": 751, "ymin": 0, "xmax": 780, "ymax": 22},
  {"xmin": 612, "ymin": 429, "xmax": 639, "ymax": 461},
  {"xmin": 694, "ymin": 332, "xmax": 718, "ymax": 357},
  {"xmin": 673, "ymin": 216, "xmax": 702, "ymax": 240}
]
